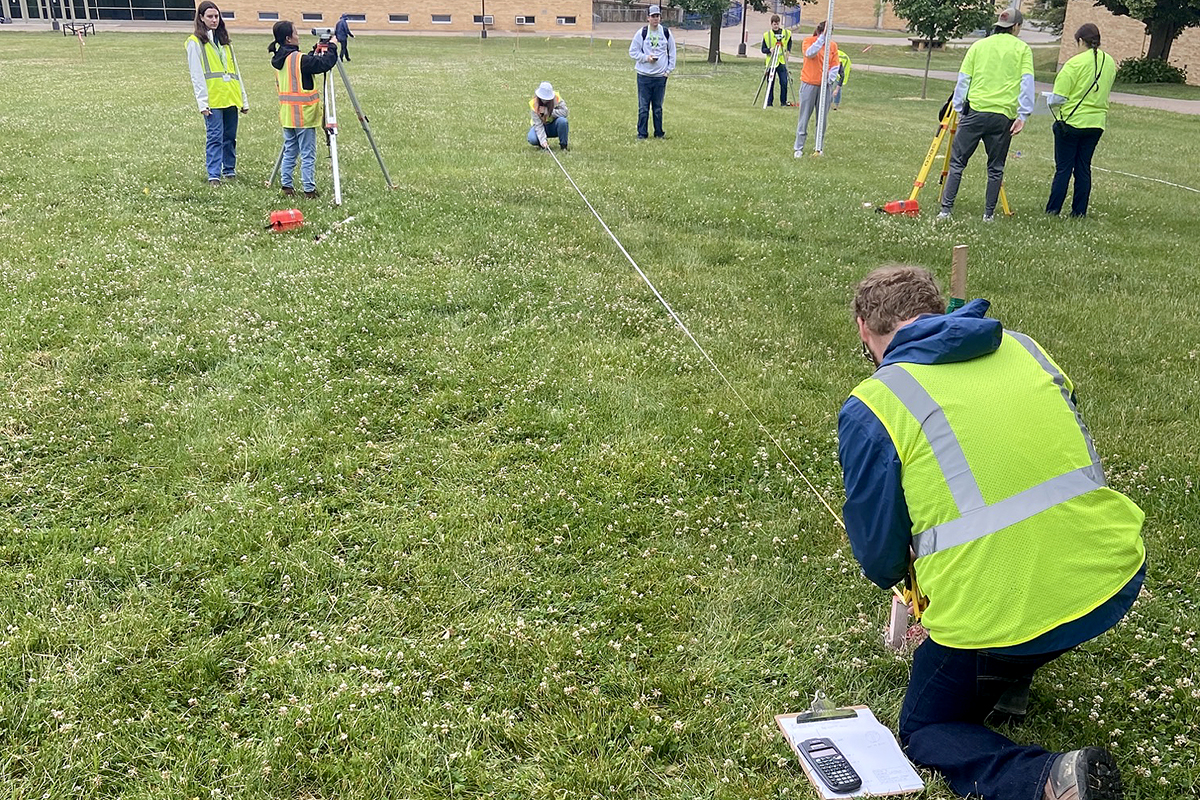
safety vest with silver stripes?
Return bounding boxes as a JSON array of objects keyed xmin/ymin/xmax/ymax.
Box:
[
  {"xmin": 277, "ymin": 51, "xmax": 322, "ymax": 129},
  {"xmin": 187, "ymin": 34, "xmax": 242, "ymax": 110},
  {"xmin": 850, "ymin": 331, "xmax": 1145, "ymax": 649},
  {"xmin": 764, "ymin": 29, "xmax": 791, "ymax": 65}
]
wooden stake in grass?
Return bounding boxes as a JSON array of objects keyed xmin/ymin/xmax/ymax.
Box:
[{"xmin": 948, "ymin": 243, "xmax": 967, "ymax": 312}]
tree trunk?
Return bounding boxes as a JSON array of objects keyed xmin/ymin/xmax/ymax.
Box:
[
  {"xmin": 708, "ymin": 14, "xmax": 722, "ymax": 63},
  {"xmin": 921, "ymin": 43, "xmax": 933, "ymax": 100},
  {"xmin": 1145, "ymin": 18, "xmax": 1182, "ymax": 61}
]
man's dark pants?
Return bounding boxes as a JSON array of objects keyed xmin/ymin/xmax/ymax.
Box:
[
  {"xmin": 768, "ymin": 63, "xmax": 789, "ymax": 106},
  {"xmin": 899, "ymin": 638, "xmax": 1064, "ymax": 800},
  {"xmin": 1046, "ymin": 122, "xmax": 1104, "ymax": 217},
  {"xmin": 939, "ymin": 110, "xmax": 1013, "ymax": 217},
  {"xmin": 636, "ymin": 73, "xmax": 668, "ymax": 138}
]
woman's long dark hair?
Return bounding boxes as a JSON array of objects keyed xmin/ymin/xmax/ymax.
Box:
[
  {"xmin": 194, "ymin": 1, "xmax": 230, "ymax": 46},
  {"xmin": 268, "ymin": 20, "xmax": 295, "ymax": 54},
  {"xmin": 1075, "ymin": 23, "xmax": 1101, "ymax": 49}
]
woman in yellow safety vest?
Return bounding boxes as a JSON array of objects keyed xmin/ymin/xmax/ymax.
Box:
[{"xmin": 185, "ymin": 1, "xmax": 248, "ymax": 186}]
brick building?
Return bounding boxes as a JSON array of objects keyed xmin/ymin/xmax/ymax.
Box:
[
  {"xmin": 1060, "ymin": 0, "xmax": 1200, "ymax": 86},
  {"xmin": 212, "ymin": 0, "xmax": 593, "ymax": 33}
]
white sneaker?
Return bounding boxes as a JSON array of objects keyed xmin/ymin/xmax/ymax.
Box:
[
  {"xmin": 793, "ymin": 150, "xmax": 803, "ymax": 159},
  {"xmin": 936, "ymin": 211, "xmax": 951, "ymax": 220},
  {"xmin": 982, "ymin": 214, "xmax": 995, "ymax": 222}
]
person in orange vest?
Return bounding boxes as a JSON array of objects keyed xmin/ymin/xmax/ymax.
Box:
[
  {"xmin": 793, "ymin": 21, "xmax": 840, "ymax": 158},
  {"xmin": 185, "ymin": 1, "xmax": 248, "ymax": 186},
  {"xmin": 268, "ymin": 21, "xmax": 338, "ymax": 199}
]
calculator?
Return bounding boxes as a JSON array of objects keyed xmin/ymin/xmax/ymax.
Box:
[{"xmin": 798, "ymin": 737, "xmax": 862, "ymax": 793}]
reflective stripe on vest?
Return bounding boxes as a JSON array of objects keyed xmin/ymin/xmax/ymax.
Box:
[
  {"xmin": 871, "ymin": 332, "xmax": 1105, "ymax": 559},
  {"xmin": 189, "ymin": 35, "xmax": 241, "ymax": 109},
  {"xmin": 278, "ymin": 51, "xmax": 321, "ymax": 128},
  {"xmin": 764, "ymin": 30, "xmax": 790, "ymax": 64}
]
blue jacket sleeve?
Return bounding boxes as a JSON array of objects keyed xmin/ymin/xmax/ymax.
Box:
[{"xmin": 838, "ymin": 396, "xmax": 912, "ymax": 590}]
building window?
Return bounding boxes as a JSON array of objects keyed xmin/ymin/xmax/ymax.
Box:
[
  {"xmin": 516, "ymin": 15, "xmax": 535, "ymax": 24},
  {"xmin": 221, "ymin": 10, "xmax": 234, "ymax": 18},
  {"xmin": 258, "ymin": 11, "xmax": 278, "ymax": 20},
  {"xmin": 556, "ymin": 16, "xmax": 576, "ymax": 24},
  {"xmin": 432, "ymin": 13, "xmax": 451, "ymax": 23},
  {"xmin": 346, "ymin": 13, "xmax": 365, "ymax": 21},
  {"xmin": 389, "ymin": 13, "xmax": 409, "ymax": 23},
  {"xmin": 302, "ymin": 12, "xmax": 322, "ymax": 21},
  {"xmin": 473, "ymin": 14, "xmax": 494, "ymax": 24}
]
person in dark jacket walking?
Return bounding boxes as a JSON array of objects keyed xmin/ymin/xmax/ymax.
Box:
[
  {"xmin": 334, "ymin": 14, "xmax": 354, "ymax": 62},
  {"xmin": 268, "ymin": 20, "xmax": 338, "ymax": 198}
]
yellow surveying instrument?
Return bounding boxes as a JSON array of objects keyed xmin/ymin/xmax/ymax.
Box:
[{"xmin": 882, "ymin": 100, "xmax": 1012, "ymax": 217}]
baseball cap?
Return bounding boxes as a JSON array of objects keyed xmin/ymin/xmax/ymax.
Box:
[
  {"xmin": 996, "ymin": 7, "xmax": 1023, "ymax": 28},
  {"xmin": 535, "ymin": 81, "xmax": 555, "ymax": 101},
  {"xmin": 648, "ymin": 4, "xmax": 661, "ymax": 15}
]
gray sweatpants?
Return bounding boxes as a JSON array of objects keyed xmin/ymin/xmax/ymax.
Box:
[
  {"xmin": 793, "ymin": 82, "xmax": 833, "ymax": 154},
  {"xmin": 939, "ymin": 110, "xmax": 1014, "ymax": 216}
]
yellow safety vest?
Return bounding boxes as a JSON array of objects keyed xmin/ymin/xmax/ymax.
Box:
[
  {"xmin": 851, "ymin": 331, "xmax": 1145, "ymax": 649},
  {"xmin": 187, "ymin": 34, "xmax": 242, "ymax": 110},
  {"xmin": 763, "ymin": 29, "xmax": 791, "ymax": 65},
  {"xmin": 529, "ymin": 93, "xmax": 564, "ymax": 121},
  {"xmin": 277, "ymin": 51, "xmax": 322, "ymax": 129}
]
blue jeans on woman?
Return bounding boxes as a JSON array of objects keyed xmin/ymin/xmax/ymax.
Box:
[
  {"xmin": 527, "ymin": 118, "xmax": 569, "ymax": 149},
  {"xmin": 204, "ymin": 105, "xmax": 239, "ymax": 180},
  {"xmin": 636, "ymin": 74, "xmax": 667, "ymax": 138},
  {"xmin": 281, "ymin": 127, "xmax": 318, "ymax": 193},
  {"xmin": 1046, "ymin": 122, "xmax": 1104, "ymax": 217},
  {"xmin": 899, "ymin": 638, "xmax": 1065, "ymax": 800}
]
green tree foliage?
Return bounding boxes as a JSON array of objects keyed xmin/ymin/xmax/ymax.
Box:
[
  {"xmin": 1092, "ymin": 0, "xmax": 1200, "ymax": 60},
  {"xmin": 1032, "ymin": 0, "xmax": 1069, "ymax": 35},
  {"xmin": 890, "ymin": 0, "xmax": 996, "ymax": 98},
  {"xmin": 671, "ymin": 0, "xmax": 809, "ymax": 64}
]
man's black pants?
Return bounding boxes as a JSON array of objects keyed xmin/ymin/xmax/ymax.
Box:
[{"xmin": 940, "ymin": 110, "xmax": 1013, "ymax": 217}]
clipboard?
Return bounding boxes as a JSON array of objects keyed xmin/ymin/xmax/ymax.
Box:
[{"xmin": 775, "ymin": 694, "xmax": 924, "ymax": 798}]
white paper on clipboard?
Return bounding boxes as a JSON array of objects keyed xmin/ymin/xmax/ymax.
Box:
[{"xmin": 776, "ymin": 707, "xmax": 924, "ymax": 798}]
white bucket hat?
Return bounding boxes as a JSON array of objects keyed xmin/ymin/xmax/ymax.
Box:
[{"xmin": 535, "ymin": 81, "xmax": 556, "ymax": 101}]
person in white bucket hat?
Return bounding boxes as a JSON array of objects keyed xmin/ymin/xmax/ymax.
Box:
[{"xmin": 527, "ymin": 81, "xmax": 569, "ymax": 151}]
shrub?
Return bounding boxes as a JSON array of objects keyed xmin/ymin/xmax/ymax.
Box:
[{"xmin": 1115, "ymin": 56, "xmax": 1187, "ymax": 84}]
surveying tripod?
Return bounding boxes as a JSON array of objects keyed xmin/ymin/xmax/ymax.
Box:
[
  {"xmin": 268, "ymin": 37, "xmax": 395, "ymax": 206},
  {"xmin": 753, "ymin": 41, "xmax": 784, "ymax": 109},
  {"xmin": 902, "ymin": 102, "xmax": 1012, "ymax": 216}
]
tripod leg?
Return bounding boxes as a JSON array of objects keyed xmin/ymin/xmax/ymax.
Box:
[
  {"xmin": 999, "ymin": 184, "xmax": 1012, "ymax": 216},
  {"xmin": 266, "ymin": 143, "xmax": 284, "ymax": 188},
  {"xmin": 336, "ymin": 60, "xmax": 396, "ymax": 189},
  {"xmin": 323, "ymin": 70, "xmax": 343, "ymax": 206},
  {"xmin": 753, "ymin": 65, "xmax": 770, "ymax": 106}
]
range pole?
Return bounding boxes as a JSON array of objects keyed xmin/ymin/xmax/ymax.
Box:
[
  {"xmin": 480, "ymin": 0, "xmax": 486, "ymax": 38},
  {"xmin": 814, "ymin": 0, "xmax": 836, "ymax": 153}
]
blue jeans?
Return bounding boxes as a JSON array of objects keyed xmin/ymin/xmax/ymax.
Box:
[
  {"xmin": 281, "ymin": 127, "xmax": 318, "ymax": 192},
  {"xmin": 767, "ymin": 63, "xmax": 789, "ymax": 106},
  {"xmin": 636, "ymin": 73, "xmax": 668, "ymax": 138},
  {"xmin": 1046, "ymin": 122, "xmax": 1104, "ymax": 217},
  {"xmin": 527, "ymin": 118, "xmax": 569, "ymax": 149},
  {"xmin": 204, "ymin": 105, "xmax": 239, "ymax": 180},
  {"xmin": 899, "ymin": 639, "xmax": 1065, "ymax": 800}
]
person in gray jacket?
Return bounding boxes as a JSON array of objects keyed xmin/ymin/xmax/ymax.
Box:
[
  {"xmin": 628, "ymin": 4, "xmax": 676, "ymax": 139},
  {"xmin": 527, "ymin": 81, "xmax": 569, "ymax": 151}
]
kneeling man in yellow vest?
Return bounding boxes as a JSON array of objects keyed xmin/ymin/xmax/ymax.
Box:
[
  {"xmin": 269, "ymin": 21, "xmax": 339, "ymax": 199},
  {"xmin": 840, "ymin": 265, "xmax": 1144, "ymax": 800}
]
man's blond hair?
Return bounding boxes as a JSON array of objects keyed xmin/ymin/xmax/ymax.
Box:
[{"xmin": 853, "ymin": 265, "xmax": 944, "ymax": 335}]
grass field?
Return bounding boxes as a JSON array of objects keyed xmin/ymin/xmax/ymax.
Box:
[{"xmin": 0, "ymin": 30, "xmax": 1197, "ymax": 800}]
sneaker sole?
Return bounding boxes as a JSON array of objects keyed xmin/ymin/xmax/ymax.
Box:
[{"xmin": 1084, "ymin": 749, "xmax": 1123, "ymax": 800}]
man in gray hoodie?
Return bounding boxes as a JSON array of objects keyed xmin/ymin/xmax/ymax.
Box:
[{"xmin": 628, "ymin": 4, "xmax": 676, "ymax": 139}]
